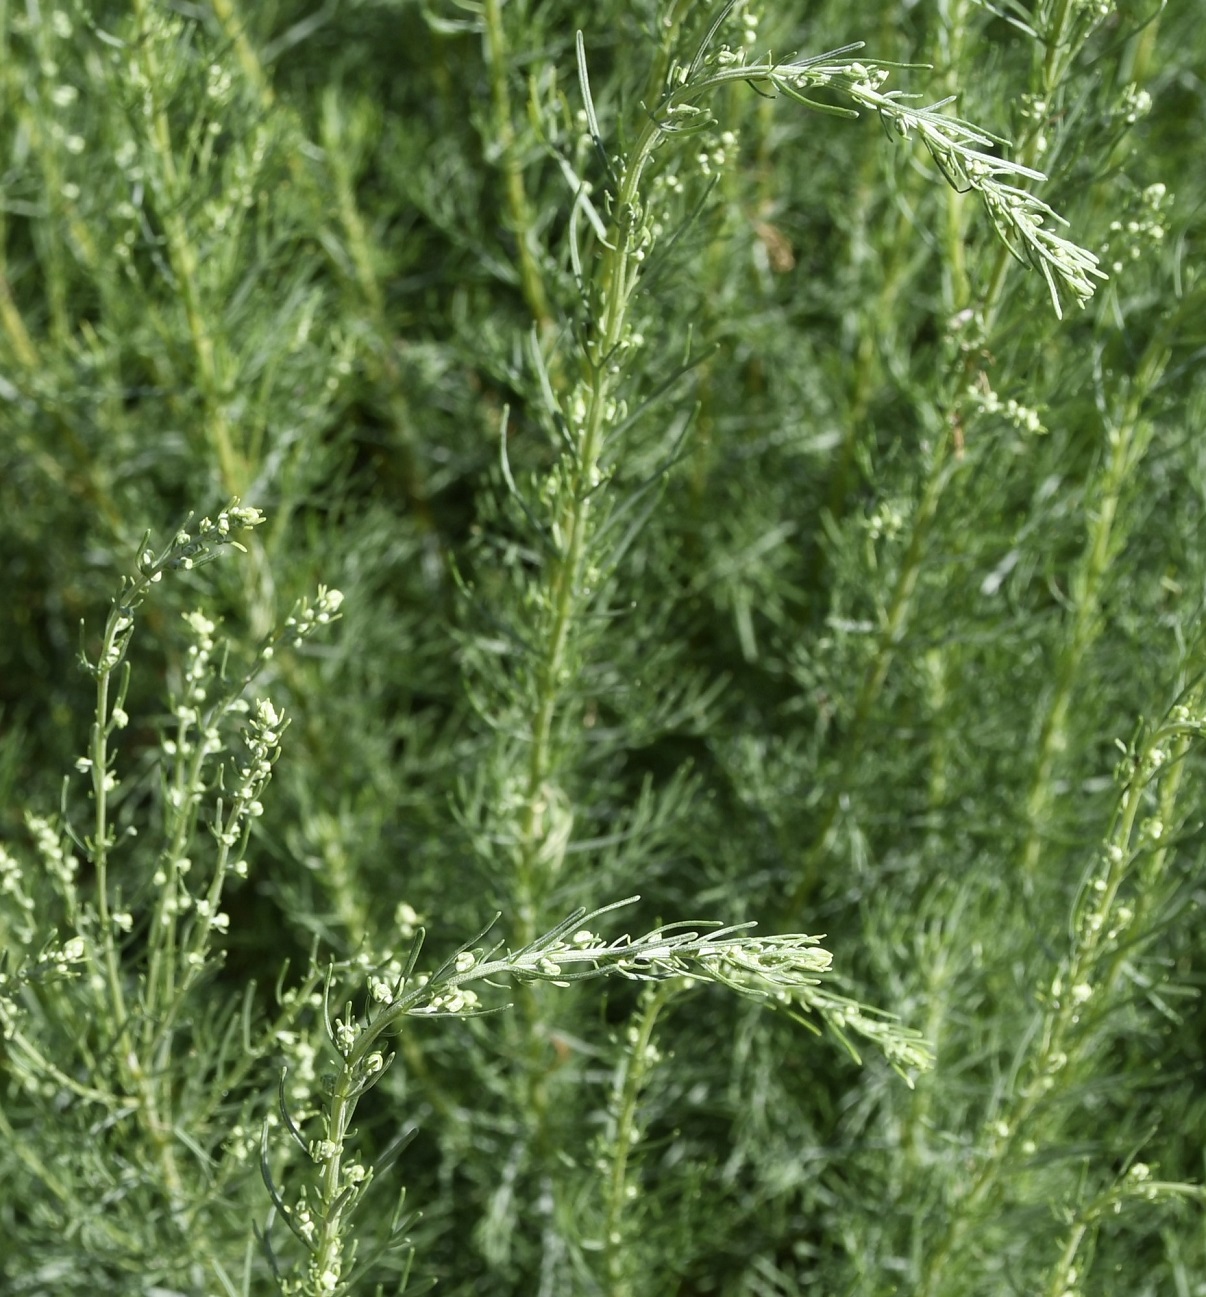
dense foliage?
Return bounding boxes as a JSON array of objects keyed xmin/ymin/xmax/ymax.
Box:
[{"xmin": 2, "ymin": 1, "xmax": 1204, "ymax": 1294}]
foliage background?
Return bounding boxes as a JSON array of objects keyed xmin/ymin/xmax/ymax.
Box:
[{"xmin": 2, "ymin": 0, "xmax": 1205, "ymax": 1293}]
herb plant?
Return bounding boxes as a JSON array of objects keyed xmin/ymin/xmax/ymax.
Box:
[{"xmin": 2, "ymin": 1, "xmax": 1204, "ymax": 1295}]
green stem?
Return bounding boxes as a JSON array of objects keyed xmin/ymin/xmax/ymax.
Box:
[
  {"xmin": 513, "ymin": 82, "xmax": 666, "ymax": 942},
  {"xmin": 132, "ymin": 0, "xmax": 244, "ymax": 494},
  {"xmin": 319, "ymin": 93, "xmax": 441, "ymax": 557},
  {"xmin": 915, "ymin": 703, "xmax": 1192, "ymax": 1297},
  {"xmin": 483, "ymin": 0, "xmax": 551, "ymax": 332},
  {"xmin": 788, "ymin": 0, "xmax": 1108, "ymax": 921},
  {"xmin": 87, "ymin": 592, "xmax": 196, "ymax": 1221},
  {"xmin": 603, "ymin": 983, "xmax": 674, "ymax": 1297},
  {"xmin": 310, "ymin": 1068, "xmax": 358, "ymax": 1294},
  {"xmin": 89, "ymin": 611, "xmax": 131, "ymax": 1035},
  {"xmin": 1018, "ymin": 341, "xmax": 1168, "ymax": 891},
  {"xmin": 207, "ymin": 0, "xmax": 273, "ymax": 106},
  {"xmin": 787, "ymin": 420, "xmax": 956, "ymax": 922}
]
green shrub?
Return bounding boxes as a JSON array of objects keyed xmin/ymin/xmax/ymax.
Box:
[{"xmin": 3, "ymin": 1, "xmax": 1204, "ymax": 1294}]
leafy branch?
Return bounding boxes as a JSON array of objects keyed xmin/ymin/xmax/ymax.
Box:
[{"xmin": 264, "ymin": 897, "xmax": 932, "ymax": 1295}]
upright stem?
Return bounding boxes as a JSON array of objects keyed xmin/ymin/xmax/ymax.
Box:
[
  {"xmin": 497, "ymin": 24, "xmax": 697, "ymax": 1285},
  {"xmin": 132, "ymin": 0, "xmax": 245, "ymax": 494},
  {"xmin": 89, "ymin": 614, "xmax": 131, "ymax": 1033},
  {"xmin": 1017, "ymin": 342, "xmax": 1167, "ymax": 891},
  {"xmin": 207, "ymin": 0, "xmax": 273, "ymax": 105},
  {"xmin": 603, "ymin": 983, "xmax": 673, "ymax": 1297},
  {"xmin": 512, "ymin": 90, "xmax": 665, "ymax": 943},
  {"xmin": 787, "ymin": 419, "xmax": 955, "ymax": 921},
  {"xmin": 915, "ymin": 691, "xmax": 1199, "ymax": 1297},
  {"xmin": 483, "ymin": 0, "xmax": 551, "ymax": 333},
  {"xmin": 787, "ymin": 0, "xmax": 1105, "ymax": 920},
  {"xmin": 86, "ymin": 590, "xmax": 193, "ymax": 1225}
]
